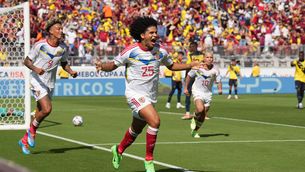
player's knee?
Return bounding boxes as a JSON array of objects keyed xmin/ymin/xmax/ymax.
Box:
[
  {"xmin": 41, "ymin": 106, "xmax": 52, "ymax": 115},
  {"xmin": 149, "ymin": 118, "xmax": 160, "ymax": 128}
]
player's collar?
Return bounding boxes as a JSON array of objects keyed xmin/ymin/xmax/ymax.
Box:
[{"xmin": 137, "ymin": 43, "xmax": 149, "ymax": 51}]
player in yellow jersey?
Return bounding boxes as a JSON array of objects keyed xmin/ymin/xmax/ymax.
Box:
[
  {"xmin": 226, "ymin": 59, "xmax": 241, "ymax": 99},
  {"xmin": 291, "ymin": 51, "xmax": 305, "ymax": 109},
  {"xmin": 251, "ymin": 61, "xmax": 260, "ymax": 77},
  {"xmin": 182, "ymin": 41, "xmax": 205, "ymax": 120},
  {"xmin": 165, "ymin": 52, "xmax": 185, "ymax": 109}
]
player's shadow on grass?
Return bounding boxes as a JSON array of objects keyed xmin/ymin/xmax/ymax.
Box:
[
  {"xmin": 199, "ymin": 133, "xmax": 230, "ymax": 137},
  {"xmin": 136, "ymin": 168, "xmax": 213, "ymax": 172},
  {"xmin": 38, "ymin": 119, "xmax": 62, "ymax": 129},
  {"xmin": 33, "ymin": 146, "xmax": 93, "ymax": 154}
]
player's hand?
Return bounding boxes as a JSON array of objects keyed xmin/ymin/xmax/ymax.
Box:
[
  {"xmin": 190, "ymin": 61, "xmax": 200, "ymax": 69},
  {"xmin": 95, "ymin": 60, "xmax": 102, "ymax": 72},
  {"xmin": 35, "ymin": 68, "xmax": 45, "ymax": 75},
  {"xmin": 70, "ymin": 71, "xmax": 78, "ymax": 78},
  {"xmin": 184, "ymin": 89, "xmax": 190, "ymax": 96}
]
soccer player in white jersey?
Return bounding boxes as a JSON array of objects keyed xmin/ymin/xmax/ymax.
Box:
[
  {"xmin": 95, "ymin": 16, "xmax": 199, "ymax": 172},
  {"xmin": 184, "ymin": 52, "xmax": 222, "ymax": 138},
  {"xmin": 18, "ymin": 19, "xmax": 77, "ymax": 155}
]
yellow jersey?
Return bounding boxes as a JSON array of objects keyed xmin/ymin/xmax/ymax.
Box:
[
  {"xmin": 292, "ymin": 60, "xmax": 305, "ymax": 82},
  {"xmin": 227, "ymin": 65, "xmax": 240, "ymax": 79},
  {"xmin": 252, "ymin": 66, "xmax": 260, "ymax": 77},
  {"xmin": 186, "ymin": 51, "xmax": 204, "ymax": 64},
  {"xmin": 172, "ymin": 71, "xmax": 182, "ymax": 81},
  {"xmin": 164, "ymin": 68, "xmax": 172, "ymax": 77},
  {"xmin": 58, "ymin": 67, "xmax": 69, "ymax": 79}
]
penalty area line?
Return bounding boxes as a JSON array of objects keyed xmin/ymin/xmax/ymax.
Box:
[{"xmin": 37, "ymin": 131, "xmax": 192, "ymax": 172}]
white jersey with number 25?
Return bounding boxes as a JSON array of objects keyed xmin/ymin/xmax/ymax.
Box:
[{"xmin": 114, "ymin": 43, "xmax": 173, "ymax": 103}]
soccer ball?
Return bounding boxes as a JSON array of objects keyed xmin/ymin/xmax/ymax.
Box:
[{"xmin": 72, "ymin": 115, "xmax": 83, "ymax": 126}]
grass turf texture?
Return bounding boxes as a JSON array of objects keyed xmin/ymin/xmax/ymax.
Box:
[{"xmin": 1, "ymin": 94, "xmax": 305, "ymax": 172}]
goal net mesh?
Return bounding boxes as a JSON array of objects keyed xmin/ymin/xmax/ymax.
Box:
[{"xmin": 0, "ymin": 2, "xmax": 31, "ymax": 130}]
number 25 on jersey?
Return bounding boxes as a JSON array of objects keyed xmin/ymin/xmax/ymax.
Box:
[{"xmin": 141, "ymin": 65, "xmax": 154, "ymax": 77}]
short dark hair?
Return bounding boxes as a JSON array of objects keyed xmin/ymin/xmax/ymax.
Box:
[
  {"xmin": 45, "ymin": 19, "xmax": 62, "ymax": 32},
  {"xmin": 129, "ymin": 16, "xmax": 158, "ymax": 41},
  {"xmin": 178, "ymin": 51, "xmax": 184, "ymax": 55},
  {"xmin": 189, "ymin": 41, "xmax": 198, "ymax": 46}
]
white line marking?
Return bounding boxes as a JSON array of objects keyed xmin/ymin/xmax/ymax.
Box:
[
  {"xmin": 92, "ymin": 139, "xmax": 305, "ymax": 146},
  {"xmin": 159, "ymin": 111, "xmax": 305, "ymax": 129},
  {"xmin": 37, "ymin": 131, "xmax": 191, "ymax": 172},
  {"xmin": 213, "ymin": 116, "xmax": 305, "ymax": 129}
]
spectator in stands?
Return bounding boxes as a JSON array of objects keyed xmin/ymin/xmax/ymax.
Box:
[
  {"xmin": 65, "ymin": 27, "xmax": 77, "ymax": 55},
  {"xmin": 291, "ymin": 51, "xmax": 305, "ymax": 109},
  {"xmin": 85, "ymin": 48, "xmax": 93, "ymax": 64},
  {"xmin": 98, "ymin": 26, "xmax": 109, "ymax": 59},
  {"xmin": 251, "ymin": 61, "xmax": 260, "ymax": 77},
  {"xmin": 78, "ymin": 39, "xmax": 86, "ymax": 63},
  {"xmin": 5, "ymin": 0, "xmax": 305, "ymax": 66}
]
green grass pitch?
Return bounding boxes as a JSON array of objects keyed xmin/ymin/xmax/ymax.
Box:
[{"xmin": 1, "ymin": 94, "xmax": 305, "ymax": 172}]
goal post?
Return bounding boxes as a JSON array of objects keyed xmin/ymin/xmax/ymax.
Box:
[{"xmin": 0, "ymin": 2, "xmax": 31, "ymax": 130}]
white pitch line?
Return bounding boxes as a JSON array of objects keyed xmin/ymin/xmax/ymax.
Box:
[
  {"xmin": 92, "ymin": 139, "xmax": 305, "ymax": 146},
  {"xmin": 37, "ymin": 131, "xmax": 192, "ymax": 172},
  {"xmin": 212, "ymin": 116, "xmax": 305, "ymax": 129},
  {"xmin": 159, "ymin": 111, "xmax": 305, "ymax": 129}
]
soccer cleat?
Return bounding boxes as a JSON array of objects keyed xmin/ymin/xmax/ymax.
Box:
[
  {"xmin": 190, "ymin": 117, "xmax": 196, "ymax": 130},
  {"xmin": 227, "ymin": 95, "xmax": 231, "ymax": 99},
  {"xmin": 181, "ymin": 113, "xmax": 193, "ymax": 120},
  {"xmin": 176, "ymin": 103, "xmax": 185, "ymax": 109},
  {"xmin": 111, "ymin": 145, "xmax": 122, "ymax": 169},
  {"xmin": 191, "ymin": 130, "xmax": 200, "ymax": 138},
  {"xmin": 234, "ymin": 95, "xmax": 239, "ymax": 99},
  {"xmin": 165, "ymin": 102, "xmax": 170, "ymax": 109},
  {"xmin": 205, "ymin": 116, "xmax": 210, "ymax": 120},
  {"xmin": 298, "ymin": 103, "xmax": 303, "ymax": 109},
  {"xmin": 144, "ymin": 160, "xmax": 155, "ymax": 172},
  {"xmin": 18, "ymin": 140, "xmax": 30, "ymax": 155},
  {"xmin": 27, "ymin": 130, "xmax": 35, "ymax": 148}
]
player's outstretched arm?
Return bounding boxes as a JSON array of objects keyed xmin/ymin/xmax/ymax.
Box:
[
  {"xmin": 95, "ymin": 61, "xmax": 118, "ymax": 72},
  {"xmin": 61, "ymin": 61, "xmax": 78, "ymax": 78},
  {"xmin": 168, "ymin": 61, "xmax": 199, "ymax": 71},
  {"xmin": 184, "ymin": 75, "xmax": 191, "ymax": 96},
  {"xmin": 23, "ymin": 57, "xmax": 44, "ymax": 75}
]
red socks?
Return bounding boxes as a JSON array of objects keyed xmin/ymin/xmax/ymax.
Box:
[
  {"xmin": 145, "ymin": 126, "xmax": 158, "ymax": 161},
  {"xmin": 117, "ymin": 125, "xmax": 159, "ymax": 161},
  {"xmin": 118, "ymin": 128, "xmax": 138, "ymax": 154}
]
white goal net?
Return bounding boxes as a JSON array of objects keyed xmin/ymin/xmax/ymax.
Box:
[{"xmin": 0, "ymin": 2, "xmax": 31, "ymax": 130}]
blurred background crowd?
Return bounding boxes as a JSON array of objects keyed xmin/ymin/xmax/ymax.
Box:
[{"xmin": 0, "ymin": 0, "xmax": 304, "ymax": 67}]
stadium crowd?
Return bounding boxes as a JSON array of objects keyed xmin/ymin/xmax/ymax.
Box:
[{"xmin": 0, "ymin": 0, "xmax": 305, "ymax": 66}]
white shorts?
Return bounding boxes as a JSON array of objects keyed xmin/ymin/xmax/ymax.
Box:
[
  {"xmin": 99, "ymin": 41, "xmax": 108, "ymax": 50},
  {"xmin": 126, "ymin": 93, "xmax": 153, "ymax": 121},
  {"xmin": 30, "ymin": 78, "xmax": 54, "ymax": 101},
  {"xmin": 192, "ymin": 91, "xmax": 212, "ymax": 107}
]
